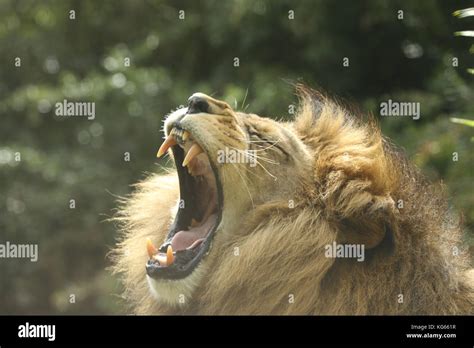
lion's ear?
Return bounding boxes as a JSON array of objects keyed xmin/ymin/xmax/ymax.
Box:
[{"xmin": 335, "ymin": 195, "xmax": 396, "ymax": 249}]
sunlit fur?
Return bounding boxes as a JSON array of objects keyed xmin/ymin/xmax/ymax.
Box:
[{"xmin": 111, "ymin": 85, "xmax": 474, "ymax": 314}]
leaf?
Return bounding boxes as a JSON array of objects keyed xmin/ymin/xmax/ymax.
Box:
[
  {"xmin": 453, "ymin": 8, "xmax": 474, "ymax": 18},
  {"xmin": 454, "ymin": 31, "xmax": 474, "ymax": 37},
  {"xmin": 450, "ymin": 117, "xmax": 474, "ymax": 127}
]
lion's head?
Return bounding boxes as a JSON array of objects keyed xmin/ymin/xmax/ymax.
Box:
[{"xmin": 112, "ymin": 85, "xmax": 473, "ymax": 314}]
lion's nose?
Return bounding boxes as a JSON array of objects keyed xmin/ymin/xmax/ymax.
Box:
[
  {"xmin": 187, "ymin": 94, "xmax": 210, "ymax": 114},
  {"xmin": 186, "ymin": 92, "xmax": 233, "ymax": 116}
]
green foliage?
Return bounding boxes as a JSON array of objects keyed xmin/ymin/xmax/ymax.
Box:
[
  {"xmin": 453, "ymin": 8, "xmax": 474, "ymax": 18},
  {"xmin": 453, "ymin": 7, "xmax": 474, "ymax": 73},
  {"xmin": 450, "ymin": 7, "xmax": 474, "ymax": 140},
  {"xmin": 451, "ymin": 118, "xmax": 474, "ymax": 127},
  {"xmin": 0, "ymin": 0, "xmax": 473, "ymax": 314}
]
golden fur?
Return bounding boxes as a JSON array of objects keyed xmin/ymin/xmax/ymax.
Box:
[{"xmin": 111, "ymin": 85, "xmax": 474, "ymax": 314}]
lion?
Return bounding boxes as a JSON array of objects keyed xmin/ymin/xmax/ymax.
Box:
[{"xmin": 111, "ymin": 85, "xmax": 474, "ymax": 314}]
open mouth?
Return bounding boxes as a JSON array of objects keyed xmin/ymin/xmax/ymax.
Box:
[{"xmin": 145, "ymin": 125, "xmax": 223, "ymax": 280}]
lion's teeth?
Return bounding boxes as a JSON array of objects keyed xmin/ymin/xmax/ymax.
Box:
[
  {"xmin": 153, "ymin": 253, "xmax": 167, "ymax": 266},
  {"xmin": 182, "ymin": 130, "xmax": 190, "ymax": 141},
  {"xmin": 157, "ymin": 134, "xmax": 177, "ymax": 158},
  {"xmin": 146, "ymin": 238, "xmax": 158, "ymax": 258},
  {"xmin": 182, "ymin": 143, "xmax": 204, "ymax": 167},
  {"xmin": 149, "ymin": 243, "xmax": 174, "ymax": 266},
  {"xmin": 166, "ymin": 245, "xmax": 174, "ymax": 265}
]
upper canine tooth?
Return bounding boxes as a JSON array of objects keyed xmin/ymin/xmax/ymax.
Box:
[
  {"xmin": 157, "ymin": 134, "xmax": 177, "ymax": 158},
  {"xmin": 182, "ymin": 130, "xmax": 190, "ymax": 141},
  {"xmin": 187, "ymin": 164, "xmax": 194, "ymax": 176},
  {"xmin": 182, "ymin": 143, "xmax": 204, "ymax": 167}
]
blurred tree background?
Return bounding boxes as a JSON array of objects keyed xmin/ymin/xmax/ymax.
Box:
[{"xmin": 0, "ymin": 0, "xmax": 473, "ymax": 314}]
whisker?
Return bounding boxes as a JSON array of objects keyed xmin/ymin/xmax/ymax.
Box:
[
  {"xmin": 227, "ymin": 146, "xmax": 280, "ymax": 165},
  {"xmin": 229, "ymin": 162, "xmax": 255, "ymax": 209},
  {"xmin": 253, "ymin": 159, "xmax": 278, "ymax": 181},
  {"xmin": 241, "ymin": 88, "xmax": 249, "ymax": 111},
  {"xmin": 235, "ymin": 161, "xmax": 266, "ymax": 181},
  {"xmin": 225, "ymin": 146, "xmax": 278, "ymax": 180}
]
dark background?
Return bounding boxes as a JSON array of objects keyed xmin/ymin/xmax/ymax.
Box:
[{"xmin": 0, "ymin": 0, "xmax": 473, "ymax": 314}]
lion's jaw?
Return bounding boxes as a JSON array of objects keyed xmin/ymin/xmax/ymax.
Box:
[{"xmin": 146, "ymin": 93, "xmax": 312, "ymax": 306}]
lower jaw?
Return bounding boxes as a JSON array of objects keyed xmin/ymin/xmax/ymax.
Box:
[{"xmin": 146, "ymin": 258, "xmax": 210, "ymax": 306}]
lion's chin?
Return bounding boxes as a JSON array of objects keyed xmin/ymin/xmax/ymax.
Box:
[{"xmin": 146, "ymin": 261, "xmax": 208, "ymax": 306}]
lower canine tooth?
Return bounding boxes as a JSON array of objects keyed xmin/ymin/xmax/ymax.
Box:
[
  {"xmin": 167, "ymin": 245, "xmax": 174, "ymax": 265},
  {"xmin": 146, "ymin": 238, "xmax": 158, "ymax": 258}
]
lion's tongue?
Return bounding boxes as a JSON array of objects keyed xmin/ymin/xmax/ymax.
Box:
[{"xmin": 171, "ymin": 214, "xmax": 217, "ymax": 251}]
